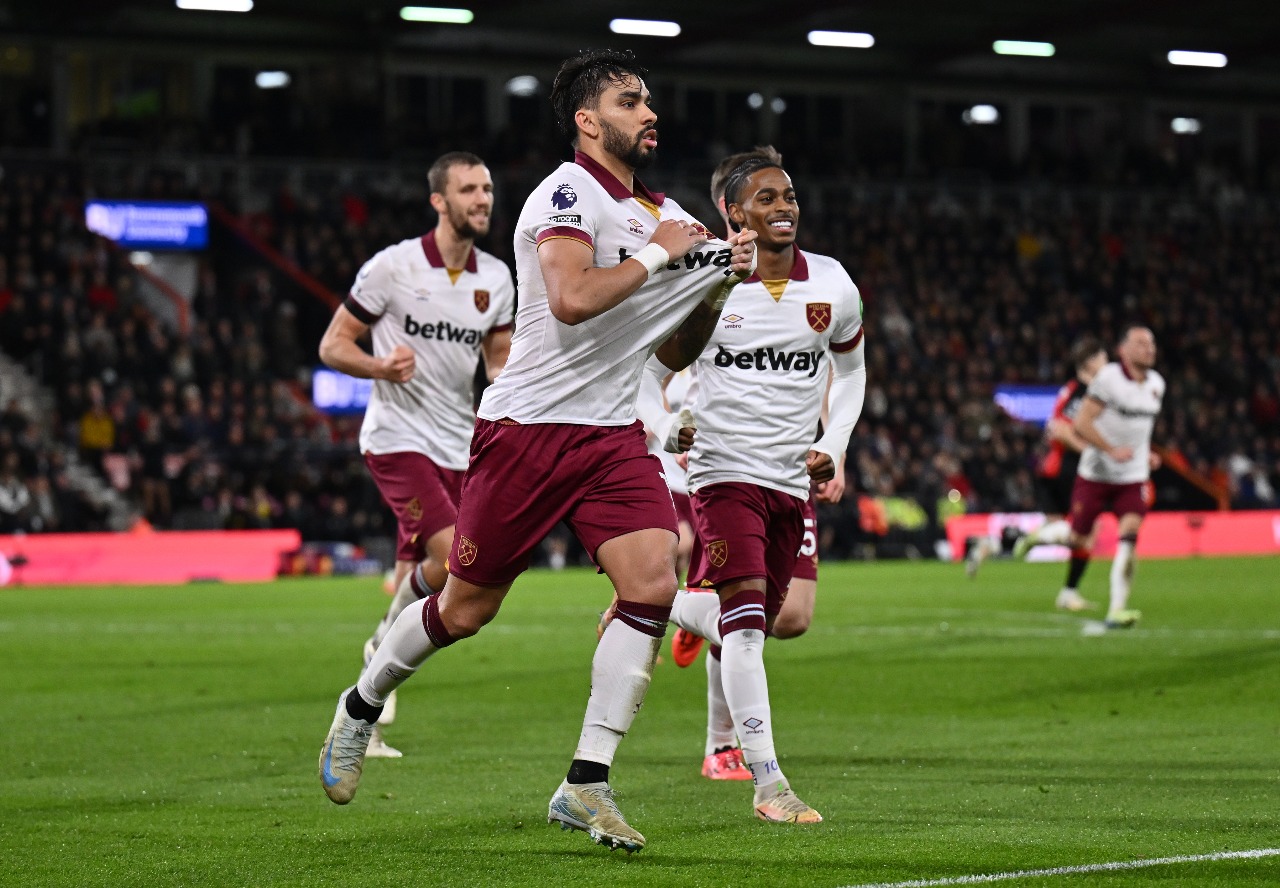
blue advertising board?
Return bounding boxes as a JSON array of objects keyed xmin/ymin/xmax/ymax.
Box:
[
  {"xmin": 993, "ymin": 384, "xmax": 1060, "ymax": 427},
  {"xmin": 84, "ymin": 200, "xmax": 209, "ymax": 250},
  {"xmin": 312, "ymin": 368, "xmax": 374, "ymax": 415}
]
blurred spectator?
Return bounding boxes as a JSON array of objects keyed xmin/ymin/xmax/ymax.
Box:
[
  {"xmin": 78, "ymin": 380, "xmax": 115, "ymax": 461},
  {"xmin": 0, "ymin": 452, "xmax": 33, "ymax": 532}
]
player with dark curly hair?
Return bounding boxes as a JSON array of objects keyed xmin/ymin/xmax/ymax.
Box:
[{"xmin": 319, "ymin": 49, "xmax": 758, "ymax": 853}]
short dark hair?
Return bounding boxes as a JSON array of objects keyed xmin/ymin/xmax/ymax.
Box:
[
  {"xmin": 710, "ymin": 146, "xmax": 783, "ymax": 206},
  {"xmin": 428, "ymin": 151, "xmax": 485, "ymax": 195},
  {"xmin": 1069, "ymin": 335, "xmax": 1106, "ymax": 370},
  {"xmin": 722, "ymin": 156, "xmax": 786, "ymax": 216},
  {"xmin": 1118, "ymin": 323, "xmax": 1152, "ymax": 345},
  {"xmin": 550, "ymin": 49, "xmax": 648, "ymax": 144}
]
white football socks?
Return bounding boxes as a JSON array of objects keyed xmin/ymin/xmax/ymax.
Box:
[
  {"xmin": 704, "ymin": 651, "xmax": 736, "ymax": 756},
  {"xmin": 1034, "ymin": 519, "xmax": 1072, "ymax": 547},
  {"xmin": 720, "ymin": 627, "xmax": 785, "ymax": 801},
  {"xmin": 671, "ymin": 588, "xmax": 723, "ymax": 646},
  {"xmin": 358, "ymin": 597, "xmax": 439, "ymax": 705},
  {"xmin": 373, "ymin": 565, "xmax": 437, "ymax": 648},
  {"xmin": 1109, "ymin": 539, "xmax": 1135, "ymax": 614},
  {"xmin": 574, "ymin": 619, "xmax": 662, "ymax": 766}
]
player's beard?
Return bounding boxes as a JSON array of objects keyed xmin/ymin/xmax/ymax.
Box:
[
  {"xmin": 602, "ymin": 119, "xmax": 656, "ymax": 171},
  {"xmin": 445, "ymin": 201, "xmax": 489, "ymax": 240}
]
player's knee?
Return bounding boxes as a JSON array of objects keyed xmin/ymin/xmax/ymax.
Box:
[
  {"xmin": 770, "ymin": 612, "xmax": 810, "ymax": 640},
  {"xmin": 419, "ymin": 557, "xmax": 449, "ymax": 594},
  {"xmin": 438, "ymin": 592, "xmax": 502, "ymax": 639},
  {"xmin": 1117, "ymin": 516, "xmax": 1143, "ymax": 539},
  {"xmin": 616, "ymin": 569, "xmax": 679, "ymax": 607}
]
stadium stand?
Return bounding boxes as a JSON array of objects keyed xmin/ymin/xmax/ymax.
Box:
[{"xmin": 2, "ymin": 152, "xmax": 1277, "ymax": 562}]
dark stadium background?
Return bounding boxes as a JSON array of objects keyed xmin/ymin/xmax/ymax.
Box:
[{"xmin": 2, "ymin": 0, "xmax": 1277, "ymax": 569}]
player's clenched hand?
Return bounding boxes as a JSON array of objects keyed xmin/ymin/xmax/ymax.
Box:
[
  {"xmin": 648, "ymin": 219, "xmax": 709, "ymax": 261},
  {"xmin": 726, "ymin": 229, "xmax": 758, "ymax": 282},
  {"xmin": 377, "ymin": 345, "xmax": 415, "ymax": 383},
  {"xmin": 816, "ymin": 467, "xmax": 846, "ymax": 503},
  {"xmin": 1109, "ymin": 445, "xmax": 1135, "ymax": 462},
  {"xmin": 676, "ymin": 426, "xmax": 696, "ymax": 453},
  {"xmin": 805, "ymin": 450, "xmax": 836, "ymax": 484}
]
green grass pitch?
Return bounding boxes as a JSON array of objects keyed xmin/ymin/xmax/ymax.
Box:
[{"xmin": 2, "ymin": 557, "xmax": 1278, "ymax": 887}]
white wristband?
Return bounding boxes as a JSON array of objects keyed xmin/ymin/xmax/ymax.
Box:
[{"xmin": 631, "ymin": 243, "xmax": 671, "ymax": 277}]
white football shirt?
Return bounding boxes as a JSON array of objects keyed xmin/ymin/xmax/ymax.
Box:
[
  {"xmin": 1077, "ymin": 361, "xmax": 1164, "ymax": 484},
  {"xmin": 685, "ymin": 248, "xmax": 863, "ymax": 499},
  {"xmin": 478, "ymin": 151, "xmax": 732, "ymax": 426},
  {"xmin": 345, "ymin": 231, "xmax": 515, "ymax": 470}
]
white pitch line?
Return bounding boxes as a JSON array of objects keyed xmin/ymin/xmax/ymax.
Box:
[{"xmin": 839, "ymin": 848, "xmax": 1280, "ymax": 888}]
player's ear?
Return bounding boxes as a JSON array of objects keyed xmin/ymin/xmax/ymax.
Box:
[
  {"xmin": 428, "ymin": 192, "xmax": 446, "ymax": 216},
  {"xmin": 727, "ymin": 203, "xmax": 746, "ymax": 232},
  {"xmin": 575, "ymin": 108, "xmax": 598, "ymax": 141}
]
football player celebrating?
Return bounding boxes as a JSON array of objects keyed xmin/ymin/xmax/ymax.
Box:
[
  {"xmin": 318, "ymin": 151, "xmax": 514, "ymax": 756},
  {"xmin": 319, "ymin": 49, "xmax": 757, "ymax": 853},
  {"xmin": 639, "ymin": 154, "xmax": 866, "ymax": 822}
]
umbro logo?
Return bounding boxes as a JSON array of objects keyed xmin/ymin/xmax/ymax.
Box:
[
  {"xmin": 722, "ymin": 313, "xmax": 743, "ymax": 329},
  {"xmin": 627, "ymin": 218, "xmax": 645, "ymax": 235}
]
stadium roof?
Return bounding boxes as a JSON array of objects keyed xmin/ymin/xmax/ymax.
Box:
[{"xmin": 8, "ymin": 0, "xmax": 1280, "ymax": 103}]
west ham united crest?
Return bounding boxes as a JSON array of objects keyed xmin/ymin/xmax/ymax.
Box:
[
  {"xmin": 457, "ymin": 536, "xmax": 479, "ymax": 566},
  {"xmin": 706, "ymin": 539, "xmax": 729, "ymax": 568},
  {"xmin": 406, "ymin": 497, "xmax": 423, "ymax": 521},
  {"xmin": 474, "ymin": 290, "xmax": 490, "ymax": 313},
  {"xmin": 806, "ymin": 302, "xmax": 832, "ymax": 333}
]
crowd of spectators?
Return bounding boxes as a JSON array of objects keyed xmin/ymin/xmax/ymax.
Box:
[
  {"xmin": 2, "ymin": 156, "xmax": 1278, "ymax": 563},
  {"xmin": 0, "ymin": 167, "xmax": 389, "ymax": 541}
]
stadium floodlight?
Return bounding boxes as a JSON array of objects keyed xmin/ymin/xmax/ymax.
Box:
[
  {"xmin": 807, "ymin": 30, "xmax": 875, "ymax": 49},
  {"xmin": 770, "ymin": 97, "xmax": 787, "ymax": 114},
  {"xmin": 1167, "ymin": 50, "xmax": 1227, "ymax": 68},
  {"xmin": 399, "ymin": 6, "xmax": 474, "ymax": 24},
  {"xmin": 255, "ymin": 71, "xmax": 290, "ymax": 89},
  {"xmin": 1171, "ymin": 117, "xmax": 1202, "ymax": 134},
  {"xmin": 505, "ymin": 75, "xmax": 539, "ymax": 97},
  {"xmin": 175, "ymin": 0, "xmax": 253, "ymax": 11},
  {"xmin": 962, "ymin": 104, "xmax": 1000, "ymax": 125},
  {"xmin": 747, "ymin": 92, "xmax": 764, "ymax": 110},
  {"xmin": 993, "ymin": 40, "xmax": 1055, "ymax": 57},
  {"xmin": 609, "ymin": 18, "xmax": 681, "ymax": 37}
]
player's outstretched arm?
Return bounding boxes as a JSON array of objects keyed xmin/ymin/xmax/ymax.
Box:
[
  {"xmin": 318, "ymin": 304, "xmax": 414, "ymax": 383},
  {"xmin": 653, "ymin": 230, "xmax": 757, "ymax": 370},
  {"xmin": 541, "ymin": 219, "xmax": 709, "ymax": 326}
]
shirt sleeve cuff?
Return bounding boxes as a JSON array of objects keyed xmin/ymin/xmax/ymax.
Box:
[{"xmin": 344, "ymin": 295, "xmax": 380, "ymax": 324}]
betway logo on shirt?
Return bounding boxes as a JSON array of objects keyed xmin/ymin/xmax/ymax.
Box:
[
  {"xmin": 714, "ymin": 346, "xmax": 825, "ymax": 377},
  {"xmin": 404, "ymin": 314, "xmax": 484, "ymax": 346},
  {"xmin": 618, "ymin": 247, "xmax": 733, "ymax": 271}
]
